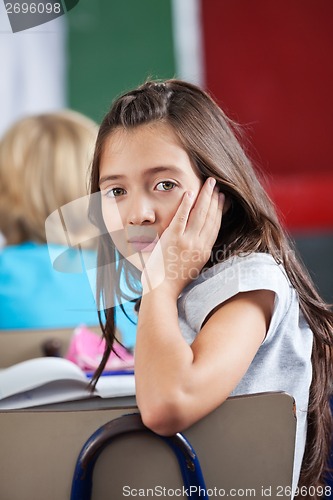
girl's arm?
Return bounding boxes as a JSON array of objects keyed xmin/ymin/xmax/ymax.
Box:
[
  {"xmin": 135, "ymin": 178, "xmax": 275, "ymax": 435},
  {"xmin": 135, "ymin": 286, "xmax": 274, "ymax": 435}
]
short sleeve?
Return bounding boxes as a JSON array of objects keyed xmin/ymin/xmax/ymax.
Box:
[{"xmin": 180, "ymin": 253, "xmax": 293, "ymax": 342}]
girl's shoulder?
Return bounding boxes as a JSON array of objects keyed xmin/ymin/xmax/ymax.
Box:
[
  {"xmin": 182, "ymin": 252, "xmax": 291, "ymax": 296},
  {"xmin": 179, "ymin": 252, "xmax": 294, "ymax": 335},
  {"xmin": 211, "ymin": 251, "xmax": 280, "ymax": 273}
]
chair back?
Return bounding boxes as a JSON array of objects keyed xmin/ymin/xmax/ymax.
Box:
[{"xmin": 0, "ymin": 392, "xmax": 296, "ymax": 500}]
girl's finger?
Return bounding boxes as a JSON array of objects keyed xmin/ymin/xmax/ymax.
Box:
[
  {"xmin": 199, "ymin": 187, "xmax": 221, "ymax": 241},
  {"xmin": 169, "ymin": 190, "xmax": 195, "ymax": 234},
  {"xmin": 187, "ymin": 177, "xmax": 216, "ymax": 233}
]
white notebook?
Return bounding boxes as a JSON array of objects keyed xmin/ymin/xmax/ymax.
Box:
[{"xmin": 0, "ymin": 357, "xmax": 135, "ymax": 409}]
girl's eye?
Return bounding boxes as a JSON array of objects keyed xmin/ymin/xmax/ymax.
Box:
[
  {"xmin": 156, "ymin": 181, "xmax": 176, "ymax": 192},
  {"xmin": 104, "ymin": 187, "xmax": 126, "ymax": 198}
]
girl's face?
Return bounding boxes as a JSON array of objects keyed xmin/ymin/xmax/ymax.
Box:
[{"xmin": 99, "ymin": 122, "xmax": 202, "ymax": 270}]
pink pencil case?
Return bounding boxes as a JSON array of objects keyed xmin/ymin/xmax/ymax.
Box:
[{"xmin": 65, "ymin": 324, "xmax": 134, "ymax": 372}]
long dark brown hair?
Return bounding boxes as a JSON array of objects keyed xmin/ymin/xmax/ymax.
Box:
[{"xmin": 89, "ymin": 79, "xmax": 333, "ymax": 495}]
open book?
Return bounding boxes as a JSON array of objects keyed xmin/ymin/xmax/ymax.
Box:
[{"xmin": 0, "ymin": 357, "xmax": 135, "ymax": 410}]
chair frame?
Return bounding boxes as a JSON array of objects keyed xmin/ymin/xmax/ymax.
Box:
[{"xmin": 71, "ymin": 412, "xmax": 208, "ymax": 500}]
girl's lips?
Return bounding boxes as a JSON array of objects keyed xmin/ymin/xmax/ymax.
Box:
[{"xmin": 129, "ymin": 240, "xmax": 157, "ymax": 253}]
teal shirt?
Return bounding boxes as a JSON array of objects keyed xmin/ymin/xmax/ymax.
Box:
[{"xmin": 0, "ymin": 242, "xmax": 137, "ymax": 347}]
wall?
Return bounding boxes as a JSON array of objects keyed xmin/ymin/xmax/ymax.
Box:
[
  {"xmin": 200, "ymin": 0, "xmax": 333, "ymax": 300},
  {"xmin": 67, "ymin": 0, "xmax": 176, "ymax": 122}
]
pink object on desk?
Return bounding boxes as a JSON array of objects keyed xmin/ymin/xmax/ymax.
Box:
[{"xmin": 65, "ymin": 325, "xmax": 134, "ymax": 372}]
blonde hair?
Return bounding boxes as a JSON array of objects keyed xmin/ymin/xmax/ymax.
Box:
[{"xmin": 0, "ymin": 110, "xmax": 98, "ymax": 245}]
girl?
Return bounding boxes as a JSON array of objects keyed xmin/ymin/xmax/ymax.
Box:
[{"xmin": 89, "ymin": 79, "xmax": 333, "ymax": 497}]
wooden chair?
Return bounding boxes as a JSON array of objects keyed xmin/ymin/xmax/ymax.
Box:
[{"xmin": 0, "ymin": 392, "xmax": 296, "ymax": 500}]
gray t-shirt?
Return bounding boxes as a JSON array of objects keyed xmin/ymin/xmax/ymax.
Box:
[{"xmin": 177, "ymin": 252, "xmax": 313, "ymax": 493}]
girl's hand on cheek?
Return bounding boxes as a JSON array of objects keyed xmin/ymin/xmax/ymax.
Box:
[{"xmin": 141, "ymin": 177, "xmax": 225, "ymax": 299}]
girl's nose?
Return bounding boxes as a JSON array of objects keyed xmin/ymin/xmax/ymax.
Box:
[{"xmin": 127, "ymin": 198, "xmax": 155, "ymax": 225}]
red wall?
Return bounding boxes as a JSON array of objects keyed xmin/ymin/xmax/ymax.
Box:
[{"xmin": 201, "ymin": 0, "xmax": 333, "ymax": 231}]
